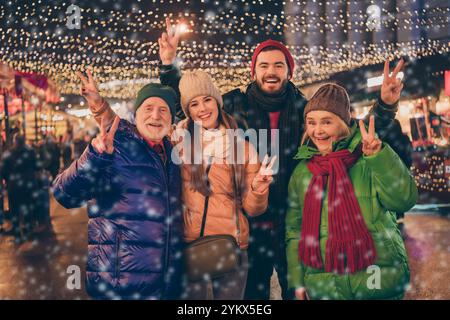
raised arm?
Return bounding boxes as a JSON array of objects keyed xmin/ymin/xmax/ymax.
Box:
[
  {"xmin": 52, "ymin": 117, "xmax": 120, "ymax": 209},
  {"xmin": 76, "ymin": 68, "xmax": 116, "ymax": 127},
  {"xmin": 158, "ymin": 18, "xmax": 184, "ymax": 120},
  {"xmin": 364, "ymin": 59, "xmax": 413, "ymax": 167},
  {"xmin": 158, "ymin": 18, "xmax": 248, "ymax": 125}
]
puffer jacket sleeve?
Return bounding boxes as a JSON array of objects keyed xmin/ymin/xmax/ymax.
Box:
[
  {"xmin": 364, "ymin": 143, "xmax": 418, "ymax": 213},
  {"xmin": 52, "ymin": 143, "xmax": 114, "ymax": 209},
  {"xmin": 365, "ymin": 96, "xmax": 413, "ymax": 167},
  {"xmin": 159, "ymin": 63, "xmax": 184, "ymax": 121},
  {"xmin": 242, "ymin": 142, "xmax": 269, "ymax": 216},
  {"xmin": 286, "ymin": 167, "xmax": 305, "ymax": 290}
]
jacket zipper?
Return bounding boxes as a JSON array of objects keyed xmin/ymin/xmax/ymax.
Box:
[
  {"xmin": 162, "ymin": 165, "xmax": 171, "ymax": 298},
  {"xmin": 163, "ymin": 166, "xmax": 171, "ymax": 292},
  {"xmin": 115, "ymin": 231, "xmax": 121, "ymax": 282},
  {"xmin": 148, "ymin": 141, "xmax": 171, "ymax": 296}
]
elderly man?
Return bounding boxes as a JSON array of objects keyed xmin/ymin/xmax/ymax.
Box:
[{"xmin": 52, "ymin": 79, "xmax": 184, "ymax": 300}]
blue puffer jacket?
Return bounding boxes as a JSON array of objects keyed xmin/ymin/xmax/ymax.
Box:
[{"xmin": 52, "ymin": 119, "xmax": 184, "ymax": 300}]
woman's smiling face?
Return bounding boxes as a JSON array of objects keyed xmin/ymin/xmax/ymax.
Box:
[
  {"xmin": 305, "ymin": 110, "xmax": 349, "ymax": 155},
  {"xmin": 187, "ymin": 95, "xmax": 219, "ymax": 129}
]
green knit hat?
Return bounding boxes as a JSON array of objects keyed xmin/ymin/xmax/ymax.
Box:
[{"xmin": 133, "ymin": 83, "xmax": 177, "ymax": 122}]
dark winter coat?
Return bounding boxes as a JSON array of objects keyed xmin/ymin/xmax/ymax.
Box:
[{"xmin": 52, "ymin": 119, "xmax": 184, "ymax": 300}]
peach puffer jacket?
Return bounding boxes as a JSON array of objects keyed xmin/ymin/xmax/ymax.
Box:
[{"xmin": 173, "ymin": 121, "xmax": 269, "ymax": 249}]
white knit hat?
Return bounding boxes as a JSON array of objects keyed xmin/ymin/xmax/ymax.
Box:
[{"xmin": 179, "ymin": 70, "xmax": 223, "ymax": 116}]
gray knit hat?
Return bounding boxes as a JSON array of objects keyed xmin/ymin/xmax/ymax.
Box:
[
  {"xmin": 304, "ymin": 83, "xmax": 351, "ymax": 125},
  {"xmin": 178, "ymin": 70, "xmax": 223, "ymax": 116}
]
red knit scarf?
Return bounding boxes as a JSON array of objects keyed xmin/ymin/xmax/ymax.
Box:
[{"xmin": 298, "ymin": 148, "xmax": 377, "ymax": 274}]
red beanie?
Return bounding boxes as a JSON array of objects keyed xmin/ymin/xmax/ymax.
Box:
[{"xmin": 251, "ymin": 39, "xmax": 295, "ymax": 78}]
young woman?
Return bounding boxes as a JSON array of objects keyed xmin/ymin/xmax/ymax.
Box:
[
  {"xmin": 286, "ymin": 83, "xmax": 418, "ymax": 300},
  {"xmin": 175, "ymin": 70, "xmax": 275, "ymax": 300}
]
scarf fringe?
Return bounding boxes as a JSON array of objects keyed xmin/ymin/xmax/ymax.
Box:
[
  {"xmin": 299, "ymin": 236, "xmax": 376, "ymax": 274},
  {"xmin": 325, "ymin": 235, "xmax": 377, "ymax": 274},
  {"xmin": 298, "ymin": 238, "xmax": 324, "ymax": 270}
]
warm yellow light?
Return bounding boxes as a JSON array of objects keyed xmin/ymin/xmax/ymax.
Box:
[{"xmin": 177, "ymin": 23, "xmax": 189, "ymax": 34}]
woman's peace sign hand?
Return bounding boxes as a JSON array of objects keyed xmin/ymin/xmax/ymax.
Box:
[
  {"xmin": 359, "ymin": 115, "xmax": 382, "ymax": 156},
  {"xmin": 251, "ymin": 155, "xmax": 277, "ymax": 193}
]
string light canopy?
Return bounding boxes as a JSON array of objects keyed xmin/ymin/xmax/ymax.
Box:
[
  {"xmin": 412, "ymin": 155, "xmax": 450, "ymax": 194},
  {"xmin": 1, "ymin": 0, "xmax": 449, "ymax": 101}
]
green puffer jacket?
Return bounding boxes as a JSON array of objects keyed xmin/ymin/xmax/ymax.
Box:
[{"xmin": 286, "ymin": 122, "xmax": 418, "ymax": 300}]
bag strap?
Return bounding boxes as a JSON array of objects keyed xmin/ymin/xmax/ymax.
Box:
[
  {"xmin": 198, "ymin": 153, "xmax": 242, "ymax": 247},
  {"xmin": 231, "ymin": 168, "xmax": 241, "ymax": 247},
  {"xmin": 199, "ymin": 162, "xmax": 212, "ymax": 237},
  {"xmin": 231, "ymin": 135, "xmax": 242, "ymax": 246}
]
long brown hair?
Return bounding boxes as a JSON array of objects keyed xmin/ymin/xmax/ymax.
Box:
[{"xmin": 186, "ymin": 106, "xmax": 246, "ymax": 204}]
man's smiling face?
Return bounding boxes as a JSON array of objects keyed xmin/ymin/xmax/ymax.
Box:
[
  {"xmin": 135, "ymin": 97, "xmax": 172, "ymax": 143},
  {"xmin": 253, "ymin": 49, "xmax": 290, "ymax": 95}
]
